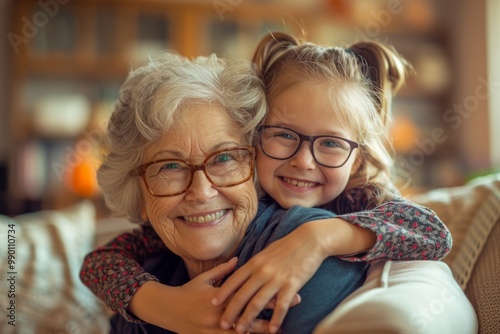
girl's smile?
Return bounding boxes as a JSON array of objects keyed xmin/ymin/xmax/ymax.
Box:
[{"xmin": 281, "ymin": 176, "xmax": 320, "ymax": 189}]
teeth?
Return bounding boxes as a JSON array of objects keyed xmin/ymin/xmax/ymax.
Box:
[
  {"xmin": 183, "ymin": 210, "xmax": 226, "ymax": 224},
  {"xmin": 283, "ymin": 177, "xmax": 317, "ymax": 188}
]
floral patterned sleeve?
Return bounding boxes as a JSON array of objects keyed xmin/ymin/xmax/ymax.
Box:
[
  {"xmin": 79, "ymin": 223, "xmax": 168, "ymax": 322},
  {"xmin": 80, "ymin": 186, "xmax": 452, "ymax": 321},
  {"xmin": 329, "ymin": 187, "xmax": 452, "ymax": 262}
]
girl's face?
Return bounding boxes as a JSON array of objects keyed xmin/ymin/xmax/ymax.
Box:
[{"xmin": 257, "ymin": 82, "xmax": 359, "ymax": 209}]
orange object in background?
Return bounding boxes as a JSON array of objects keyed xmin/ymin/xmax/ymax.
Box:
[
  {"xmin": 69, "ymin": 159, "xmax": 98, "ymax": 197},
  {"xmin": 391, "ymin": 115, "xmax": 420, "ymax": 154},
  {"xmin": 65, "ymin": 142, "xmax": 99, "ymax": 198}
]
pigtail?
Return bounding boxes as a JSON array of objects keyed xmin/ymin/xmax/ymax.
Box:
[
  {"xmin": 252, "ymin": 32, "xmax": 299, "ymax": 83},
  {"xmin": 347, "ymin": 41, "xmax": 413, "ymax": 126}
]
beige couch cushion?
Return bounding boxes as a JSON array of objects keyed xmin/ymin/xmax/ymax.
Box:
[
  {"xmin": 409, "ymin": 173, "xmax": 500, "ymax": 286},
  {"xmin": 464, "ymin": 218, "xmax": 500, "ymax": 333},
  {"xmin": 410, "ymin": 173, "xmax": 500, "ymax": 333}
]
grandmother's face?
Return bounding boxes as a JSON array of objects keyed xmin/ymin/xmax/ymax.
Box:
[{"xmin": 139, "ymin": 104, "xmax": 258, "ymax": 268}]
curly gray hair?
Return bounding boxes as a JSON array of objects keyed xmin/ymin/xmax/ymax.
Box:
[{"xmin": 98, "ymin": 52, "xmax": 267, "ymax": 222}]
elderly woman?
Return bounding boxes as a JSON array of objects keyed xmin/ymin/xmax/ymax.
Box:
[
  {"xmin": 82, "ymin": 49, "xmax": 459, "ymax": 333},
  {"xmin": 92, "ymin": 52, "xmax": 371, "ymax": 334}
]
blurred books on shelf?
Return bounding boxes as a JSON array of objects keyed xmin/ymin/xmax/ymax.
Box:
[{"xmin": 5, "ymin": 0, "xmax": 485, "ymax": 214}]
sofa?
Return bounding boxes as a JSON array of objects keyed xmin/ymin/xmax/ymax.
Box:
[
  {"xmin": 1, "ymin": 173, "xmax": 499, "ymax": 334},
  {"xmin": 411, "ymin": 173, "xmax": 500, "ymax": 333},
  {"xmin": 315, "ymin": 173, "xmax": 500, "ymax": 334}
]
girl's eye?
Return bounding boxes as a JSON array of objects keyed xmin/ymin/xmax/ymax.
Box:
[
  {"xmin": 322, "ymin": 140, "xmax": 341, "ymax": 148},
  {"xmin": 276, "ymin": 132, "xmax": 297, "ymax": 140},
  {"xmin": 320, "ymin": 138, "xmax": 348, "ymax": 150}
]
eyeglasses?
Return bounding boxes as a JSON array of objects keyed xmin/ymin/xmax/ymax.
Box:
[
  {"xmin": 258, "ymin": 125, "xmax": 359, "ymax": 168},
  {"xmin": 130, "ymin": 146, "xmax": 255, "ymax": 197}
]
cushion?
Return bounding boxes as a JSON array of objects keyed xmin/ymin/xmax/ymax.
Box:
[
  {"xmin": 0, "ymin": 200, "xmax": 110, "ymax": 334},
  {"xmin": 463, "ymin": 215, "xmax": 500, "ymax": 333},
  {"xmin": 410, "ymin": 173, "xmax": 500, "ymax": 333},
  {"xmin": 409, "ymin": 173, "xmax": 500, "ymax": 288},
  {"xmin": 313, "ymin": 261, "xmax": 477, "ymax": 334}
]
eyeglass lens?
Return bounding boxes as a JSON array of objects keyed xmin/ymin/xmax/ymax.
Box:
[
  {"xmin": 143, "ymin": 148, "xmax": 253, "ymax": 196},
  {"xmin": 259, "ymin": 126, "xmax": 356, "ymax": 167}
]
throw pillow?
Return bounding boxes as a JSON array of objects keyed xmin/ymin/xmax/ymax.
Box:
[{"xmin": 0, "ymin": 200, "xmax": 110, "ymax": 334}]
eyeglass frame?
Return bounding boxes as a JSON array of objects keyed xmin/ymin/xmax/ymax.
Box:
[
  {"xmin": 130, "ymin": 146, "xmax": 255, "ymax": 197},
  {"xmin": 258, "ymin": 125, "xmax": 359, "ymax": 168}
]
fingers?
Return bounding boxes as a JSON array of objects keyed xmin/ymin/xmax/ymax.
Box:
[
  {"xmin": 236, "ymin": 288, "xmax": 298, "ymax": 334},
  {"xmin": 218, "ymin": 275, "xmax": 261, "ymax": 330},
  {"xmin": 264, "ymin": 293, "xmax": 301, "ymax": 309},
  {"xmin": 199, "ymin": 257, "xmax": 238, "ymax": 286},
  {"xmin": 217, "ymin": 276, "xmax": 302, "ymax": 332},
  {"xmin": 290, "ymin": 293, "xmax": 302, "ymax": 307},
  {"xmin": 231, "ymin": 286, "xmax": 276, "ymax": 334},
  {"xmin": 246, "ymin": 318, "xmax": 273, "ymax": 334},
  {"xmin": 267, "ymin": 291, "xmax": 300, "ymax": 333},
  {"xmin": 212, "ymin": 265, "xmax": 252, "ymax": 306}
]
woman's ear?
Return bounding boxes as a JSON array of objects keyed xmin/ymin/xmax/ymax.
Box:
[
  {"xmin": 137, "ymin": 181, "xmax": 149, "ymax": 222},
  {"xmin": 139, "ymin": 198, "xmax": 149, "ymax": 223},
  {"xmin": 140, "ymin": 205, "xmax": 148, "ymax": 222}
]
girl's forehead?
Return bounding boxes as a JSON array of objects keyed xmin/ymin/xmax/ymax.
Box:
[
  {"xmin": 266, "ymin": 81, "xmax": 369, "ymax": 138},
  {"xmin": 268, "ymin": 81, "xmax": 358, "ymax": 118}
]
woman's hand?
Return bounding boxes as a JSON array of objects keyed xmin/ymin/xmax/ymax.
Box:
[
  {"xmin": 212, "ymin": 223, "xmax": 329, "ymax": 334},
  {"xmin": 129, "ymin": 257, "xmax": 271, "ymax": 334}
]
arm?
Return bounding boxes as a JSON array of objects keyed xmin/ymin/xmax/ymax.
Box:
[
  {"xmin": 215, "ymin": 206, "xmax": 374, "ymax": 334},
  {"xmin": 334, "ymin": 196, "xmax": 452, "ymax": 262},
  {"xmin": 128, "ymin": 258, "xmax": 254, "ymax": 334},
  {"xmin": 80, "ymin": 225, "xmax": 272, "ymax": 333},
  {"xmin": 80, "ymin": 223, "xmax": 167, "ymax": 321},
  {"xmin": 215, "ymin": 190, "xmax": 452, "ymax": 333}
]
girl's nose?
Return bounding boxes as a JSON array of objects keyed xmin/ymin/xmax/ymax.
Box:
[
  {"xmin": 289, "ymin": 143, "xmax": 317, "ymax": 170},
  {"xmin": 184, "ymin": 170, "xmax": 218, "ymax": 202}
]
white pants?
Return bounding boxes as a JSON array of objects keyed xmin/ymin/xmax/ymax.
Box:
[{"xmin": 313, "ymin": 261, "xmax": 478, "ymax": 334}]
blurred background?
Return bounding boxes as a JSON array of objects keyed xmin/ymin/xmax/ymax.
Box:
[{"xmin": 0, "ymin": 0, "xmax": 499, "ymax": 216}]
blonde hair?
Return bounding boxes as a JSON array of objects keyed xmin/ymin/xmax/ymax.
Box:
[
  {"xmin": 98, "ymin": 52, "xmax": 267, "ymax": 222},
  {"xmin": 252, "ymin": 32, "xmax": 412, "ymax": 205}
]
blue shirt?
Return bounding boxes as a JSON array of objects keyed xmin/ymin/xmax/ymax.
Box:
[{"xmin": 111, "ymin": 197, "xmax": 368, "ymax": 334}]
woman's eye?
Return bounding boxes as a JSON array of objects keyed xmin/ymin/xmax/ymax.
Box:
[
  {"xmin": 159, "ymin": 162, "xmax": 182, "ymax": 170},
  {"xmin": 214, "ymin": 153, "xmax": 234, "ymax": 163}
]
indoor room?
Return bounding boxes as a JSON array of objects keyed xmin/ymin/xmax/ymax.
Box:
[{"xmin": 0, "ymin": 0, "xmax": 499, "ymax": 333}]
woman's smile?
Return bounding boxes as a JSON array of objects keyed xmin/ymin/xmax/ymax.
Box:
[{"xmin": 180, "ymin": 209, "xmax": 229, "ymax": 226}]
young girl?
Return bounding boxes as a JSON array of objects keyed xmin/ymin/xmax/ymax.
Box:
[
  {"xmin": 214, "ymin": 32, "xmax": 476, "ymax": 333},
  {"xmin": 80, "ymin": 33, "xmax": 474, "ymax": 333}
]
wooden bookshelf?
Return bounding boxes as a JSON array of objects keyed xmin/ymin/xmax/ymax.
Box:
[{"xmin": 4, "ymin": 0, "xmax": 462, "ymax": 214}]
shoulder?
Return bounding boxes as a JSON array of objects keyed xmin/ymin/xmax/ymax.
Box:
[{"xmin": 325, "ymin": 183, "xmax": 402, "ymax": 213}]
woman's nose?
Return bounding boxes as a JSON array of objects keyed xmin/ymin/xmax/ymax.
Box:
[
  {"xmin": 289, "ymin": 143, "xmax": 317, "ymax": 170},
  {"xmin": 184, "ymin": 170, "xmax": 218, "ymax": 202}
]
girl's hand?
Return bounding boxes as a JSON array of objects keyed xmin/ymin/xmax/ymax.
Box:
[
  {"xmin": 212, "ymin": 223, "xmax": 329, "ymax": 334},
  {"xmin": 129, "ymin": 257, "xmax": 271, "ymax": 334}
]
